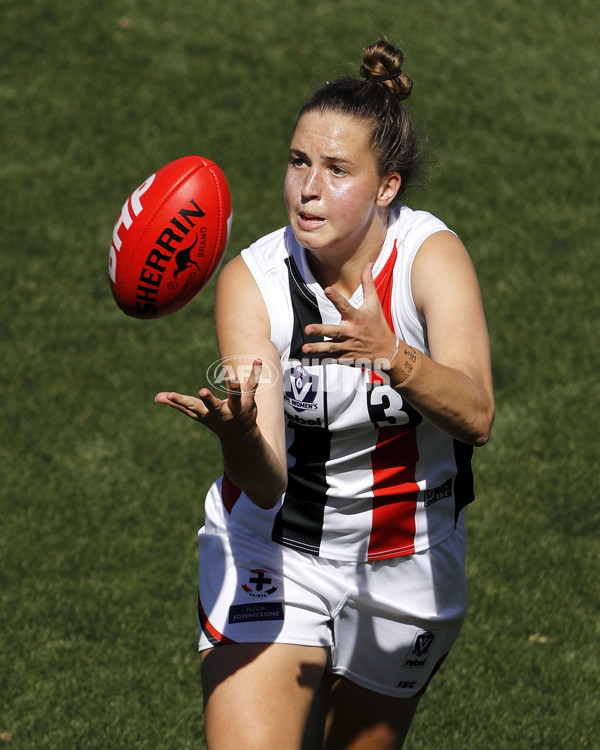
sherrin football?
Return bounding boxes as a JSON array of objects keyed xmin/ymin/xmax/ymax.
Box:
[{"xmin": 108, "ymin": 155, "xmax": 232, "ymax": 318}]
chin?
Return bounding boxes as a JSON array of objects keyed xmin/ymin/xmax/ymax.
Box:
[
  {"xmin": 290, "ymin": 224, "xmax": 326, "ymax": 249},
  {"xmin": 296, "ymin": 236, "xmax": 330, "ymax": 254}
]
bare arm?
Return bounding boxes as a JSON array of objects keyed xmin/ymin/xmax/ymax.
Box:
[
  {"xmin": 393, "ymin": 231, "xmax": 494, "ymax": 445},
  {"xmin": 300, "ymin": 231, "xmax": 494, "ymax": 446},
  {"xmin": 214, "ymin": 255, "xmax": 288, "ymax": 505},
  {"xmin": 156, "ymin": 254, "xmax": 287, "ymax": 508}
]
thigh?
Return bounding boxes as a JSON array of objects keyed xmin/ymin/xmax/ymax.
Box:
[
  {"xmin": 201, "ymin": 642, "xmax": 328, "ymax": 750},
  {"xmin": 323, "ymin": 676, "xmax": 421, "ymax": 750}
]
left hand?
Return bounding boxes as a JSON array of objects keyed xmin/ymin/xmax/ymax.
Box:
[
  {"xmin": 302, "ymin": 262, "xmax": 398, "ymax": 365},
  {"xmin": 155, "ymin": 359, "xmax": 262, "ymax": 440}
]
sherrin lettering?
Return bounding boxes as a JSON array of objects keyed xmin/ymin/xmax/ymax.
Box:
[{"xmin": 108, "ymin": 155, "xmax": 232, "ymax": 319}]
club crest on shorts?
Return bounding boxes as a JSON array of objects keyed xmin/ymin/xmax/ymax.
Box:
[
  {"xmin": 241, "ymin": 568, "xmax": 278, "ymax": 597},
  {"xmin": 403, "ymin": 629, "xmax": 437, "ymax": 668}
]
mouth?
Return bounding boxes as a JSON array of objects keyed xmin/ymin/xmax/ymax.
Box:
[{"xmin": 297, "ymin": 211, "xmax": 326, "ymax": 230}]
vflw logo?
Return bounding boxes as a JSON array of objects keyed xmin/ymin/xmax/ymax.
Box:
[
  {"xmin": 403, "ymin": 629, "xmax": 437, "ymax": 668},
  {"xmin": 283, "ymin": 364, "xmax": 319, "ymax": 412}
]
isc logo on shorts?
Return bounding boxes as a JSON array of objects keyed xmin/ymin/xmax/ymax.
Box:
[{"xmin": 403, "ymin": 629, "xmax": 436, "ymax": 668}]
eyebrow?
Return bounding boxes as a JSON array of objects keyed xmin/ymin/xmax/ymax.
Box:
[{"xmin": 289, "ymin": 147, "xmax": 356, "ymax": 166}]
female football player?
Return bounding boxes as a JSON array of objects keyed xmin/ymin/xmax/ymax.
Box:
[{"xmin": 157, "ymin": 39, "xmax": 494, "ymax": 750}]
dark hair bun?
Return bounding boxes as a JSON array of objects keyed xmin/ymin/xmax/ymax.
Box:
[{"xmin": 359, "ymin": 40, "xmax": 412, "ymax": 100}]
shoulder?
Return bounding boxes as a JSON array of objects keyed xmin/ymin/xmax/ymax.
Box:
[
  {"xmin": 241, "ymin": 225, "xmax": 297, "ymax": 275},
  {"xmin": 215, "ymin": 225, "xmax": 296, "ymax": 344},
  {"xmin": 411, "ymin": 230, "xmax": 482, "ymax": 319},
  {"xmin": 413, "ymin": 230, "xmax": 474, "ymax": 281},
  {"xmin": 217, "ymin": 223, "xmax": 292, "ymax": 297},
  {"xmin": 389, "ymin": 206, "xmax": 452, "ymax": 245},
  {"xmin": 215, "ymin": 253, "xmax": 253, "ymax": 296},
  {"xmin": 385, "ymin": 206, "xmax": 472, "ymax": 305},
  {"xmin": 215, "ymin": 254, "xmax": 269, "ymax": 334}
]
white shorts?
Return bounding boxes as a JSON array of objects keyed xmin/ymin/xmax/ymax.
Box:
[{"xmin": 197, "ymin": 515, "xmax": 467, "ymax": 698}]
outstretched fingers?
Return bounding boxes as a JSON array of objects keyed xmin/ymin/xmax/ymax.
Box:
[
  {"xmin": 197, "ymin": 387, "xmax": 226, "ymax": 413},
  {"xmin": 155, "ymin": 390, "xmax": 212, "ymax": 421},
  {"xmin": 156, "ymin": 360, "xmax": 263, "ymax": 427},
  {"xmin": 226, "ymin": 358, "xmax": 261, "ymax": 397}
]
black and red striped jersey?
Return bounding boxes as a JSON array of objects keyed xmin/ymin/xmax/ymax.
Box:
[{"xmin": 204, "ymin": 207, "xmax": 474, "ymax": 562}]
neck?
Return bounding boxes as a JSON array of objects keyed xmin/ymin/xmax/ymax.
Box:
[
  {"xmin": 305, "ymin": 214, "xmax": 388, "ymax": 298},
  {"xmin": 305, "ymin": 252, "xmax": 371, "ymax": 298}
]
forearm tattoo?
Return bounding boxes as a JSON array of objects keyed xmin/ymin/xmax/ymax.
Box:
[{"xmin": 391, "ymin": 344, "xmax": 418, "ymax": 384}]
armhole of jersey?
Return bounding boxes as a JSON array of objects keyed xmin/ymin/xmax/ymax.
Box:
[
  {"xmin": 405, "ymin": 240, "xmax": 425, "ymax": 335},
  {"xmin": 240, "ymin": 244, "xmax": 289, "ymax": 355},
  {"xmin": 392, "ymin": 216, "xmax": 456, "ymax": 353}
]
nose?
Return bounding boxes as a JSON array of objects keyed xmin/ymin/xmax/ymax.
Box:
[{"xmin": 301, "ymin": 166, "xmax": 321, "ymax": 200}]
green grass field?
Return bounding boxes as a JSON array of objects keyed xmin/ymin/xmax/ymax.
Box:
[{"xmin": 1, "ymin": 0, "xmax": 598, "ymax": 747}]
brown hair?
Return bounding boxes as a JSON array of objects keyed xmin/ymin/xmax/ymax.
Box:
[{"xmin": 297, "ymin": 40, "xmax": 420, "ymax": 205}]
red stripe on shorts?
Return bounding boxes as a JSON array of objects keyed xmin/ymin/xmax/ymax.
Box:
[{"xmin": 198, "ymin": 591, "xmax": 236, "ymax": 646}]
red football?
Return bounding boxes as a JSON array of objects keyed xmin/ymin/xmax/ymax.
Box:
[{"xmin": 108, "ymin": 155, "xmax": 232, "ymax": 318}]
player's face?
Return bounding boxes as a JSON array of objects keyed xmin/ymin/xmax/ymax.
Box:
[{"xmin": 284, "ymin": 110, "xmax": 394, "ymax": 260}]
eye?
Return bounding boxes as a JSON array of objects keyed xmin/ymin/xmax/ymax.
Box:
[
  {"xmin": 330, "ymin": 165, "xmax": 348, "ymax": 176},
  {"xmin": 289, "ymin": 155, "xmax": 307, "ymax": 168}
]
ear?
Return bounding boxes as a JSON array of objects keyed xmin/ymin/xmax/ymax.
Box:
[{"xmin": 376, "ymin": 172, "xmax": 401, "ymax": 207}]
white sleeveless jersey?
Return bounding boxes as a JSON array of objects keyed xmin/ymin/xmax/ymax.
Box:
[{"xmin": 203, "ymin": 206, "xmax": 474, "ymax": 562}]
